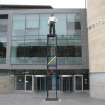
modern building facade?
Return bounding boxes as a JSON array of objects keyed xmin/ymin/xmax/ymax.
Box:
[
  {"xmin": 0, "ymin": 5, "xmax": 89, "ymax": 95},
  {"xmin": 87, "ymin": 0, "xmax": 105, "ymax": 100}
]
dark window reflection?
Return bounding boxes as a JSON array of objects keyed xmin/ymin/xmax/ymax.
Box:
[
  {"xmin": 16, "ymin": 46, "xmax": 47, "ymax": 57},
  {"xmin": 67, "ymin": 22, "xmax": 81, "ymax": 30},
  {"xmin": 16, "ymin": 46, "xmax": 81, "ymax": 57},
  {"xmin": 75, "ymin": 22, "xmax": 81, "ymax": 30},
  {"xmin": 0, "ymin": 14, "xmax": 8, "ymax": 19},
  {"xmin": 57, "ymin": 46, "xmax": 82, "ymax": 57},
  {"xmin": 0, "ymin": 42, "xmax": 6, "ymax": 59}
]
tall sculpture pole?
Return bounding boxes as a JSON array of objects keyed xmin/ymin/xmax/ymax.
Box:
[{"xmin": 46, "ymin": 14, "xmax": 58, "ymax": 101}]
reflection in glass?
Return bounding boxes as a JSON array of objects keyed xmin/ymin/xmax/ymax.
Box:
[
  {"xmin": 11, "ymin": 13, "xmax": 82, "ymax": 65},
  {"xmin": 16, "ymin": 75, "xmax": 25, "ymax": 90},
  {"xmin": 25, "ymin": 76, "xmax": 32, "ymax": 91},
  {"xmin": 39, "ymin": 14, "xmax": 49, "ymax": 36},
  {"xmin": 13, "ymin": 15, "xmax": 25, "ymax": 30},
  {"xmin": 26, "ymin": 14, "xmax": 39, "ymax": 29},
  {"xmin": 55, "ymin": 14, "xmax": 66, "ymax": 35},
  {"xmin": 0, "ymin": 18, "xmax": 7, "ymax": 64}
]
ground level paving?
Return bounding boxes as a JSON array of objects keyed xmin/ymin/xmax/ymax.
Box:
[{"xmin": 0, "ymin": 92, "xmax": 105, "ymax": 105}]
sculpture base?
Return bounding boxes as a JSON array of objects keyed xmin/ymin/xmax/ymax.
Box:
[
  {"xmin": 47, "ymin": 34, "xmax": 56, "ymax": 37},
  {"xmin": 46, "ymin": 98, "xmax": 58, "ymax": 101}
]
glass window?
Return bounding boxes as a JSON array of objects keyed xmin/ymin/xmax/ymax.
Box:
[
  {"xmin": 75, "ymin": 22, "xmax": 81, "ymax": 30},
  {"xmin": 67, "ymin": 14, "xmax": 81, "ymax": 35},
  {"xmin": 67, "ymin": 22, "xmax": 75, "ymax": 30},
  {"xmin": 0, "ymin": 41, "xmax": 6, "ymax": 63},
  {"xmin": 55, "ymin": 14, "xmax": 66, "ymax": 35},
  {"xmin": 0, "ymin": 18, "xmax": 7, "ymax": 64},
  {"xmin": 57, "ymin": 46, "xmax": 82, "ymax": 57},
  {"xmin": 67, "ymin": 14, "xmax": 81, "ymax": 22},
  {"xmin": 39, "ymin": 14, "xmax": 49, "ymax": 35},
  {"xmin": 16, "ymin": 46, "xmax": 47, "ymax": 57},
  {"xmin": 0, "ymin": 14, "xmax": 8, "ymax": 19},
  {"xmin": 67, "ymin": 22, "xmax": 81, "ymax": 30},
  {"xmin": 13, "ymin": 15, "xmax": 25, "ymax": 30},
  {"xmin": 11, "ymin": 14, "xmax": 47, "ymax": 64},
  {"xmin": 16, "ymin": 75, "xmax": 25, "ymax": 90},
  {"xmin": 26, "ymin": 14, "xmax": 39, "ymax": 29},
  {"xmin": 0, "ymin": 70, "xmax": 9, "ymax": 75},
  {"xmin": 57, "ymin": 57, "xmax": 82, "ymax": 65},
  {"xmin": 11, "ymin": 40, "xmax": 24, "ymax": 64}
]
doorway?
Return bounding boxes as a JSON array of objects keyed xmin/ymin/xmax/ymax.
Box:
[
  {"xmin": 34, "ymin": 75, "xmax": 46, "ymax": 92},
  {"xmin": 74, "ymin": 75, "xmax": 83, "ymax": 92},
  {"xmin": 61, "ymin": 75, "xmax": 73, "ymax": 92},
  {"xmin": 25, "ymin": 75, "xmax": 33, "ymax": 92}
]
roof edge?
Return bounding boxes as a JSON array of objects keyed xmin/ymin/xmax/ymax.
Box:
[{"xmin": 0, "ymin": 5, "xmax": 53, "ymax": 9}]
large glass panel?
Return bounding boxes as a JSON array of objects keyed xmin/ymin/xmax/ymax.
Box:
[
  {"xmin": 39, "ymin": 14, "xmax": 49, "ymax": 36},
  {"xmin": 0, "ymin": 18, "xmax": 7, "ymax": 64},
  {"xmin": 12, "ymin": 14, "xmax": 47, "ymax": 64},
  {"xmin": 57, "ymin": 35, "xmax": 81, "ymax": 46},
  {"xmin": 34, "ymin": 76, "xmax": 46, "ymax": 91},
  {"xmin": 17, "ymin": 46, "xmax": 47, "ymax": 57},
  {"xmin": 0, "ymin": 41, "xmax": 6, "ymax": 63},
  {"xmin": 61, "ymin": 76, "xmax": 73, "ymax": 92},
  {"xmin": 57, "ymin": 46, "xmax": 82, "ymax": 57},
  {"xmin": 40, "ymin": 14, "xmax": 66, "ymax": 36},
  {"xmin": 16, "ymin": 75, "xmax": 25, "ymax": 90},
  {"xmin": 75, "ymin": 75, "xmax": 83, "ymax": 91},
  {"xmin": 11, "ymin": 41, "xmax": 24, "ymax": 64},
  {"xmin": 25, "ymin": 14, "xmax": 39, "ymax": 36},
  {"xmin": 12, "ymin": 15, "xmax": 25, "ymax": 37},
  {"xmin": 55, "ymin": 14, "xmax": 66, "ymax": 35},
  {"xmin": 25, "ymin": 75, "xmax": 32, "ymax": 91},
  {"xmin": 11, "ymin": 43, "xmax": 47, "ymax": 64},
  {"xmin": 67, "ymin": 13, "xmax": 81, "ymax": 36},
  {"xmin": 67, "ymin": 13, "xmax": 81, "ymax": 22},
  {"xmin": 57, "ymin": 57, "xmax": 82, "ymax": 65},
  {"xmin": 26, "ymin": 14, "xmax": 39, "ymax": 29},
  {"xmin": 13, "ymin": 15, "xmax": 25, "ymax": 31}
]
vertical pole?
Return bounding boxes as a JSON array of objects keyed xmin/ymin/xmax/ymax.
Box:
[
  {"xmin": 46, "ymin": 36, "xmax": 48, "ymax": 99},
  {"xmin": 55, "ymin": 36, "xmax": 58, "ymax": 99},
  {"xmin": 46, "ymin": 34, "xmax": 58, "ymax": 100}
]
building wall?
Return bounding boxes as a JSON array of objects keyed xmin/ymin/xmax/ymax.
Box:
[
  {"xmin": 87, "ymin": 0, "xmax": 105, "ymax": 100},
  {"xmin": 0, "ymin": 75, "xmax": 10, "ymax": 94},
  {"xmin": 0, "ymin": 9, "xmax": 88, "ymax": 93},
  {"xmin": 0, "ymin": 9, "xmax": 88, "ymax": 70}
]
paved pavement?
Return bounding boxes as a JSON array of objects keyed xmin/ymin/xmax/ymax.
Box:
[{"xmin": 0, "ymin": 92, "xmax": 105, "ymax": 105}]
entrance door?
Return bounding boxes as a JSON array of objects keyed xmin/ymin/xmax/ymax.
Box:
[
  {"xmin": 16, "ymin": 75, "xmax": 25, "ymax": 90},
  {"xmin": 25, "ymin": 75, "xmax": 33, "ymax": 92},
  {"xmin": 74, "ymin": 75, "xmax": 83, "ymax": 92},
  {"xmin": 61, "ymin": 75, "xmax": 73, "ymax": 92},
  {"xmin": 34, "ymin": 75, "xmax": 46, "ymax": 92}
]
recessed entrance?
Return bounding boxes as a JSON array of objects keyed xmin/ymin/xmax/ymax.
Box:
[
  {"xmin": 61, "ymin": 75, "xmax": 73, "ymax": 92},
  {"xmin": 15, "ymin": 74, "xmax": 87, "ymax": 93},
  {"xmin": 34, "ymin": 75, "xmax": 46, "ymax": 92},
  {"xmin": 16, "ymin": 75, "xmax": 25, "ymax": 90},
  {"xmin": 74, "ymin": 75, "xmax": 83, "ymax": 92}
]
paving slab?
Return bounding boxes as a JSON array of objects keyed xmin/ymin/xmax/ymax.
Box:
[{"xmin": 0, "ymin": 92, "xmax": 104, "ymax": 105}]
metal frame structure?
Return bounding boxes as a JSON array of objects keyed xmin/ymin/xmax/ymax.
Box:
[{"xmin": 46, "ymin": 34, "xmax": 58, "ymax": 101}]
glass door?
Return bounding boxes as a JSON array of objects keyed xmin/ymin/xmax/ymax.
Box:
[
  {"xmin": 74, "ymin": 75, "xmax": 83, "ymax": 92},
  {"xmin": 34, "ymin": 75, "xmax": 46, "ymax": 92},
  {"xmin": 16, "ymin": 75, "xmax": 25, "ymax": 90},
  {"xmin": 25, "ymin": 75, "xmax": 33, "ymax": 92},
  {"xmin": 61, "ymin": 75, "xmax": 73, "ymax": 92}
]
